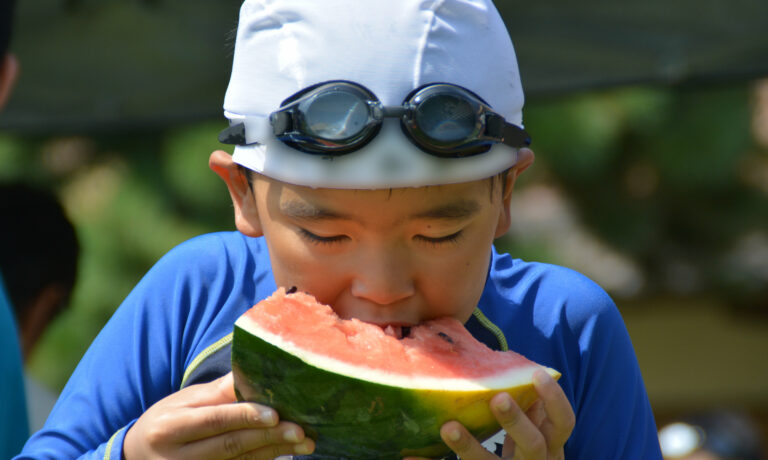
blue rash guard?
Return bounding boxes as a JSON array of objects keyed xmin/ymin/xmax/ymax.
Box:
[
  {"xmin": 16, "ymin": 232, "xmax": 662, "ymax": 459},
  {"xmin": 1, "ymin": 274, "xmax": 29, "ymax": 459}
]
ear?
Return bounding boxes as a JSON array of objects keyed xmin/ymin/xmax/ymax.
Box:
[
  {"xmin": 0, "ymin": 53, "xmax": 19, "ymax": 109},
  {"xmin": 209, "ymin": 150, "xmax": 264, "ymax": 237},
  {"xmin": 494, "ymin": 148, "xmax": 535, "ymax": 238}
]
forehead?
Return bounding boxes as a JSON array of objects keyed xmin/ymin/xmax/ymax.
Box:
[{"xmin": 253, "ymin": 174, "xmax": 497, "ymax": 217}]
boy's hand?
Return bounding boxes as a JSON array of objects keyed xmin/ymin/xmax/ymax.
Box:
[
  {"xmin": 405, "ymin": 370, "xmax": 574, "ymax": 460},
  {"xmin": 123, "ymin": 373, "xmax": 315, "ymax": 459}
]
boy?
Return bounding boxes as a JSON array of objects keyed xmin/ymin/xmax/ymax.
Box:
[{"xmin": 17, "ymin": 0, "xmax": 663, "ymax": 458}]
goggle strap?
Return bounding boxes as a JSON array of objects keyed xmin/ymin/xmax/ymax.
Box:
[
  {"xmin": 484, "ymin": 113, "xmax": 505, "ymax": 139},
  {"xmin": 485, "ymin": 113, "xmax": 529, "ymax": 147},
  {"xmin": 218, "ymin": 123, "xmax": 246, "ymax": 145},
  {"xmin": 501, "ymin": 122, "xmax": 531, "ymax": 148},
  {"xmin": 219, "ymin": 117, "xmax": 273, "ymax": 145}
]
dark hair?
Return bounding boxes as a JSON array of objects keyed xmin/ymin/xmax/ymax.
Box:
[
  {"xmin": 0, "ymin": 182, "xmax": 80, "ymax": 323},
  {"xmin": 0, "ymin": 0, "xmax": 17, "ymax": 57}
]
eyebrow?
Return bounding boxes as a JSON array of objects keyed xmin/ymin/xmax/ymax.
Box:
[
  {"xmin": 410, "ymin": 200, "xmax": 481, "ymax": 220},
  {"xmin": 279, "ymin": 200, "xmax": 351, "ymax": 221},
  {"xmin": 279, "ymin": 198, "xmax": 481, "ymax": 222}
]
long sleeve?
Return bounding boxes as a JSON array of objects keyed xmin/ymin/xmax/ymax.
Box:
[
  {"xmin": 15, "ymin": 232, "xmax": 275, "ymax": 459},
  {"xmin": 483, "ymin": 250, "xmax": 663, "ymax": 459}
]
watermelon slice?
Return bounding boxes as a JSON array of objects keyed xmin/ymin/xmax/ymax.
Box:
[{"xmin": 231, "ymin": 287, "xmax": 560, "ymax": 459}]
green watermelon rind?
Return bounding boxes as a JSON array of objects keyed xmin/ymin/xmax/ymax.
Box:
[{"xmin": 231, "ymin": 324, "xmax": 536, "ymax": 459}]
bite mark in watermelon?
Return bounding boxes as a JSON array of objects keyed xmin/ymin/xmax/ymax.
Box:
[{"xmin": 231, "ymin": 288, "xmax": 560, "ymax": 459}]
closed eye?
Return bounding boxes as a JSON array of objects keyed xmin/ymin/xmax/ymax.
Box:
[
  {"xmin": 414, "ymin": 230, "xmax": 464, "ymax": 246},
  {"xmin": 298, "ymin": 228, "xmax": 348, "ymax": 245}
]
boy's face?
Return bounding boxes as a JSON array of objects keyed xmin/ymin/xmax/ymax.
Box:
[{"xmin": 211, "ymin": 149, "xmax": 532, "ymax": 327}]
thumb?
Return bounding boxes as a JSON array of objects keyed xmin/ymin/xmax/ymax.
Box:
[
  {"xmin": 184, "ymin": 372, "xmax": 237, "ymax": 408},
  {"xmin": 217, "ymin": 372, "xmax": 237, "ymax": 401}
]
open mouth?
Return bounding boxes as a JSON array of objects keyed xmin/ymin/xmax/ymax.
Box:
[
  {"xmin": 381, "ymin": 324, "xmax": 413, "ymax": 340},
  {"xmin": 379, "ymin": 323, "xmax": 456, "ymax": 344}
]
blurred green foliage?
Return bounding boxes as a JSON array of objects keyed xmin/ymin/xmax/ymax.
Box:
[
  {"xmin": 0, "ymin": 121, "xmax": 234, "ymax": 389},
  {"xmin": 1, "ymin": 84, "xmax": 767, "ymax": 391},
  {"xmin": 500, "ymin": 84, "xmax": 768, "ymax": 303}
]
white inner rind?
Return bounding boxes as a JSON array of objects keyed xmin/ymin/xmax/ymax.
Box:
[{"xmin": 235, "ymin": 315, "xmax": 558, "ymax": 391}]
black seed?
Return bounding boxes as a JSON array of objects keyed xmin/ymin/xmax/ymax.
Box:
[
  {"xmin": 437, "ymin": 332, "xmax": 454, "ymax": 344},
  {"xmin": 286, "ymin": 286, "xmax": 298, "ymax": 294},
  {"xmin": 401, "ymin": 326, "xmax": 411, "ymax": 339}
]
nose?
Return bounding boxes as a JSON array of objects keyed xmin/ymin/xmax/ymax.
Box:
[{"xmin": 350, "ymin": 244, "xmax": 415, "ymax": 306}]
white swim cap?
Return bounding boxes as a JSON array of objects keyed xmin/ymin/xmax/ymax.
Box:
[{"xmin": 223, "ymin": 0, "xmax": 525, "ymax": 189}]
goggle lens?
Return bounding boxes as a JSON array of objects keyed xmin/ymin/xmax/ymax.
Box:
[
  {"xmin": 302, "ymin": 91, "xmax": 370, "ymax": 141},
  {"xmin": 414, "ymin": 93, "xmax": 476, "ymax": 144}
]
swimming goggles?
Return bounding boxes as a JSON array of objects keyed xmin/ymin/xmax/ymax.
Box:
[{"xmin": 219, "ymin": 80, "xmax": 530, "ymax": 158}]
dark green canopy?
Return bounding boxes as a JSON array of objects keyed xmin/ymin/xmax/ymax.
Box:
[{"xmin": 1, "ymin": 0, "xmax": 767, "ymax": 132}]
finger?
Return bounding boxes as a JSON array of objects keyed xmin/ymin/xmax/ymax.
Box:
[
  {"xmin": 200, "ymin": 372, "xmax": 239, "ymax": 406},
  {"xmin": 176, "ymin": 373, "xmax": 239, "ymax": 407},
  {"xmin": 234, "ymin": 437, "xmax": 315, "ymax": 460},
  {"xmin": 532, "ymin": 370, "xmax": 575, "ymax": 451},
  {"xmin": 501, "ymin": 433, "xmax": 516, "ymax": 459},
  {"xmin": 180, "ymin": 422, "xmax": 312, "ymax": 459},
  {"xmin": 440, "ymin": 421, "xmax": 496, "ymax": 460},
  {"xmin": 171, "ymin": 400, "xmax": 279, "ymax": 442},
  {"xmin": 490, "ymin": 392, "xmax": 546, "ymax": 459},
  {"xmin": 525, "ymin": 400, "xmax": 546, "ymax": 428}
]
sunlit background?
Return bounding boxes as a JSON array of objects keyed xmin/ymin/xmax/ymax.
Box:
[{"xmin": 1, "ymin": 0, "xmax": 767, "ymax": 455}]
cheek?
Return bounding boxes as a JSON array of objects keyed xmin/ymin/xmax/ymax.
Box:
[
  {"xmin": 418, "ymin": 243, "xmax": 492, "ymax": 322},
  {"xmin": 262, "ymin": 226, "xmax": 349, "ymax": 302}
]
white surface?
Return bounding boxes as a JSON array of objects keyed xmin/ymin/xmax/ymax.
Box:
[{"xmin": 224, "ymin": 0, "xmax": 525, "ymax": 189}]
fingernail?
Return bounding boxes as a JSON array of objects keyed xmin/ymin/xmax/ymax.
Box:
[
  {"xmin": 258, "ymin": 408, "xmax": 277, "ymax": 425},
  {"xmin": 495, "ymin": 394, "xmax": 512, "ymax": 413},
  {"xmin": 446, "ymin": 427, "xmax": 461, "ymax": 442},
  {"xmin": 533, "ymin": 370, "xmax": 551, "ymax": 386},
  {"xmin": 295, "ymin": 441, "xmax": 313, "ymax": 455},
  {"xmin": 284, "ymin": 427, "xmax": 302, "ymax": 443}
]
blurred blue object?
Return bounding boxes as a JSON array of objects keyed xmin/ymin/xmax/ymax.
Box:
[
  {"xmin": 658, "ymin": 410, "xmax": 765, "ymax": 460},
  {"xmin": 0, "ymin": 274, "xmax": 29, "ymax": 458}
]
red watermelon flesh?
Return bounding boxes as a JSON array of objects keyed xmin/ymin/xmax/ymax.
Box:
[
  {"xmin": 232, "ymin": 287, "xmax": 562, "ymax": 458},
  {"xmin": 236, "ymin": 287, "xmax": 558, "ymax": 391}
]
